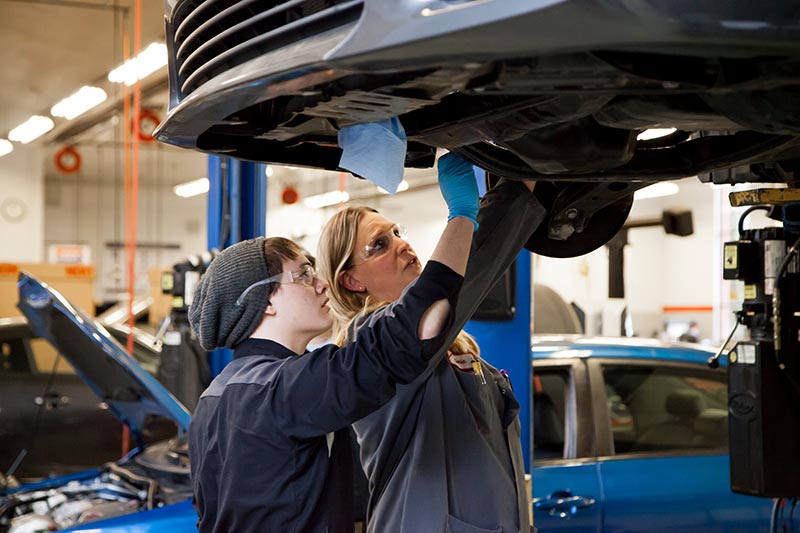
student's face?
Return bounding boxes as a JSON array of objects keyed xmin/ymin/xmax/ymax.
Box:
[
  {"xmin": 344, "ymin": 212, "xmax": 422, "ymax": 302},
  {"xmin": 268, "ymin": 257, "xmax": 332, "ymax": 336}
]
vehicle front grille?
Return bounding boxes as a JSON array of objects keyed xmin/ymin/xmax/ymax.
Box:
[{"xmin": 172, "ymin": 0, "xmax": 363, "ymax": 97}]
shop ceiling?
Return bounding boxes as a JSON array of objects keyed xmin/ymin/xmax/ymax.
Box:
[
  {"xmin": 0, "ymin": 0, "xmax": 190, "ymax": 187},
  {"xmin": 1, "ymin": 0, "xmax": 439, "ymax": 197},
  {"xmin": 0, "ymin": 0, "xmax": 166, "ymax": 140}
]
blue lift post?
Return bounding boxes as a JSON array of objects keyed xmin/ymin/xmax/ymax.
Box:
[{"xmin": 206, "ymin": 155, "xmax": 268, "ymax": 376}]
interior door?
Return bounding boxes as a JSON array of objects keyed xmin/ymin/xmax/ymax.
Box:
[{"xmin": 532, "ymin": 360, "xmax": 602, "ymax": 532}]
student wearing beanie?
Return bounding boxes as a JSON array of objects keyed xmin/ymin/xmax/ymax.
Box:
[{"xmin": 187, "ymin": 158, "xmax": 479, "ymax": 532}]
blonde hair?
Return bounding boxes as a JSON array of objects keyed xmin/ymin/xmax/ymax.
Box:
[{"xmin": 317, "ymin": 205, "xmax": 480, "ymax": 356}]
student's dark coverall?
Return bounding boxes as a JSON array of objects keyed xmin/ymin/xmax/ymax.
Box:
[{"xmin": 188, "ymin": 261, "xmax": 462, "ymax": 533}]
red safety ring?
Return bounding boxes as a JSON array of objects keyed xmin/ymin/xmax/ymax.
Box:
[
  {"xmin": 282, "ymin": 186, "xmax": 300, "ymax": 205},
  {"xmin": 138, "ymin": 110, "xmax": 161, "ymax": 142},
  {"xmin": 54, "ymin": 146, "xmax": 82, "ymax": 174}
]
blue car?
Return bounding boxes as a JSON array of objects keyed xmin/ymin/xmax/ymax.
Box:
[
  {"xmin": 530, "ymin": 336, "xmax": 773, "ymax": 532},
  {"xmin": 1, "ymin": 274, "xmax": 198, "ymax": 533},
  {"xmin": 2, "ymin": 276, "xmax": 773, "ymax": 532}
]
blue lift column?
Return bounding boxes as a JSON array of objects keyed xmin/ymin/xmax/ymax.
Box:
[
  {"xmin": 465, "ymin": 168, "xmax": 534, "ymax": 471},
  {"xmin": 206, "ymin": 155, "xmax": 268, "ymax": 377}
]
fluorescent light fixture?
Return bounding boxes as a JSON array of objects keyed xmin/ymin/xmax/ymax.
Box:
[
  {"xmin": 264, "ymin": 165, "xmax": 274, "ymax": 177},
  {"xmin": 51, "ymin": 86, "xmax": 108, "ymax": 120},
  {"xmin": 108, "ymin": 43, "xmax": 168, "ymax": 86},
  {"xmin": 8, "ymin": 115, "xmax": 55, "ymax": 144},
  {"xmin": 378, "ymin": 180, "xmax": 410, "ymax": 194},
  {"xmin": 304, "ymin": 190, "xmax": 350, "ymax": 209},
  {"xmin": 637, "ymin": 128, "xmax": 677, "ymax": 141},
  {"xmin": 634, "ymin": 182, "xmax": 680, "ymax": 201},
  {"xmin": 0, "ymin": 139, "xmax": 12, "ymax": 157},
  {"xmin": 174, "ymin": 178, "xmax": 209, "ymax": 198}
]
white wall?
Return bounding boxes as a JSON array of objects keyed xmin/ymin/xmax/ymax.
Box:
[
  {"xmin": 42, "ymin": 144, "xmax": 208, "ymax": 301},
  {"xmin": 534, "ymin": 177, "xmax": 717, "ymax": 341},
  {"xmin": 0, "ymin": 146, "xmax": 44, "ymax": 262},
  {"xmin": 265, "ymin": 164, "xmax": 446, "ymax": 263},
  {"xmin": 267, "ymin": 184, "xmax": 447, "ymax": 262},
  {"xmin": 44, "ymin": 176, "xmax": 207, "ymax": 301},
  {"xmin": 266, "ymin": 172, "xmax": 724, "ymax": 342}
]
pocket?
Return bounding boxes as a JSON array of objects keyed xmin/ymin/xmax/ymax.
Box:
[{"xmin": 446, "ymin": 514, "xmax": 503, "ymax": 533}]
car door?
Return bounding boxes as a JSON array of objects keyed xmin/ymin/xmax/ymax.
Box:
[
  {"xmin": 587, "ymin": 358, "xmax": 773, "ymax": 532},
  {"xmin": 532, "ymin": 358, "xmax": 603, "ymax": 532},
  {"xmin": 0, "ymin": 324, "xmax": 124, "ymax": 480}
]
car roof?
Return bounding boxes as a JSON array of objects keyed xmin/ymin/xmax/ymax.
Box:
[{"xmin": 531, "ymin": 335, "xmax": 719, "ymax": 366}]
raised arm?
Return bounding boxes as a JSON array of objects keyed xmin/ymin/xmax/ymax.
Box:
[
  {"xmin": 436, "ymin": 172, "xmax": 546, "ymax": 353},
  {"xmin": 264, "ymin": 260, "xmax": 463, "ymax": 439},
  {"xmin": 262, "ymin": 154, "xmax": 481, "ymax": 438},
  {"xmin": 416, "ymin": 153, "xmax": 479, "ymax": 339}
]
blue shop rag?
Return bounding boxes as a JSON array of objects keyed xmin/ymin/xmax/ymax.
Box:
[{"xmin": 338, "ymin": 117, "xmax": 407, "ymax": 195}]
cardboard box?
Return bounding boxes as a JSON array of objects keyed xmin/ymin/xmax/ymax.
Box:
[
  {"xmin": 0, "ymin": 263, "xmax": 95, "ymax": 319},
  {"xmin": 1, "ymin": 263, "xmax": 96, "ymax": 375},
  {"xmin": 148, "ymin": 267, "xmax": 173, "ymax": 327}
]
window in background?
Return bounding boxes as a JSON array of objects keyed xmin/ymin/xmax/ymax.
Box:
[{"xmin": 532, "ymin": 370, "xmax": 570, "ymax": 461}]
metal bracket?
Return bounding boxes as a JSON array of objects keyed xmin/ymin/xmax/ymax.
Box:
[
  {"xmin": 548, "ymin": 181, "xmax": 650, "ymax": 240},
  {"xmin": 729, "ymin": 188, "xmax": 800, "ymax": 207}
]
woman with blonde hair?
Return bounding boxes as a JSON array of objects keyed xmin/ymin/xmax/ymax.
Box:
[{"xmin": 318, "ymin": 153, "xmax": 545, "ymax": 533}]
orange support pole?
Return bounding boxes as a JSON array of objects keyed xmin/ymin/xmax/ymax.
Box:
[{"xmin": 121, "ymin": 0, "xmax": 142, "ymax": 456}]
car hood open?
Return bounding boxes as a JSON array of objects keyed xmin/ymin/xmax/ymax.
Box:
[{"xmin": 17, "ymin": 273, "xmax": 191, "ymax": 443}]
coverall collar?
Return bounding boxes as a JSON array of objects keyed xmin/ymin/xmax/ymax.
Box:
[{"xmin": 233, "ymin": 338, "xmax": 300, "ymax": 360}]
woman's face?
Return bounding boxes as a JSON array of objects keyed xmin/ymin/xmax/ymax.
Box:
[{"xmin": 343, "ymin": 211, "xmax": 422, "ymax": 302}]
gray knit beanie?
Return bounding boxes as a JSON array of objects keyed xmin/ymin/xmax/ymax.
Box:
[{"xmin": 189, "ymin": 237, "xmax": 271, "ymax": 351}]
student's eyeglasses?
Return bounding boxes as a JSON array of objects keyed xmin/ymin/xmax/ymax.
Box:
[
  {"xmin": 350, "ymin": 224, "xmax": 408, "ymax": 267},
  {"xmin": 235, "ymin": 263, "xmax": 319, "ymax": 306}
]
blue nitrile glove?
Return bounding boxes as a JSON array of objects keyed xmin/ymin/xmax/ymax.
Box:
[{"xmin": 437, "ymin": 153, "xmax": 479, "ymax": 231}]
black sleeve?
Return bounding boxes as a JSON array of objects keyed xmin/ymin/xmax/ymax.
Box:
[
  {"xmin": 346, "ymin": 182, "xmax": 546, "ymax": 385},
  {"xmin": 264, "ymin": 260, "xmax": 463, "ymax": 439},
  {"xmin": 446, "ymin": 180, "xmax": 546, "ymax": 348}
]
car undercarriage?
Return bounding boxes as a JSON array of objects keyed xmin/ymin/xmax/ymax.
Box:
[{"xmin": 157, "ymin": 0, "xmax": 800, "ymax": 257}]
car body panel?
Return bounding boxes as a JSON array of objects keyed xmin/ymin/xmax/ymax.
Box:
[
  {"xmin": 16, "ymin": 273, "xmax": 190, "ymax": 443},
  {"xmin": 159, "ymin": 24, "xmax": 355, "ymax": 148},
  {"xmin": 532, "ymin": 335, "xmax": 717, "ymax": 364},
  {"xmin": 0, "ymin": 372, "xmax": 126, "ymax": 479},
  {"xmin": 598, "ymin": 455, "xmax": 769, "ymax": 532},
  {"xmin": 157, "ymin": 0, "xmax": 800, "ymax": 164},
  {"xmin": 0, "ymin": 313, "xmax": 171, "ymax": 480},
  {"xmin": 533, "ymin": 461, "xmax": 602, "ymax": 532},
  {"xmin": 96, "ymin": 297, "xmax": 153, "ymax": 327},
  {"xmin": 530, "ymin": 338, "xmax": 771, "ymax": 532},
  {"xmin": 104, "ymin": 323, "xmax": 161, "ymax": 376},
  {"xmin": 327, "ymin": 1, "xmax": 800, "ymax": 65},
  {"xmin": 61, "ymin": 500, "xmax": 198, "ymax": 533}
]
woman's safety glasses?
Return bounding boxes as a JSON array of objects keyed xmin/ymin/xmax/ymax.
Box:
[
  {"xmin": 235, "ymin": 263, "xmax": 318, "ymax": 306},
  {"xmin": 352, "ymin": 224, "xmax": 408, "ymax": 265}
]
